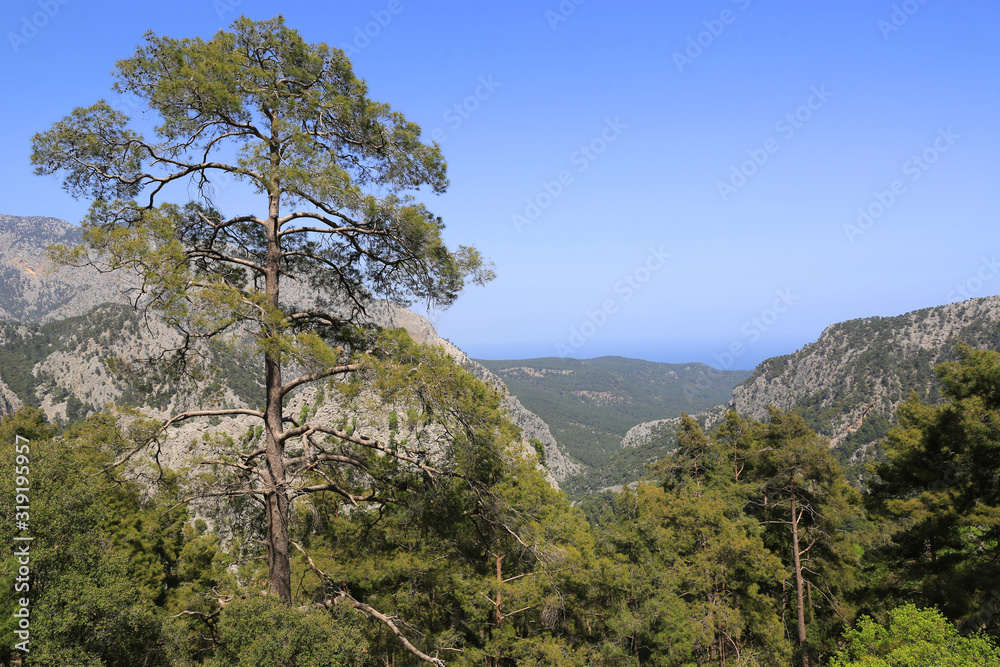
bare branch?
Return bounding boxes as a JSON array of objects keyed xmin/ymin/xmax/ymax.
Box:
[
  {"xmin": 307, "ymin": 424, "xmax": 445, "ymax": 478},
  {"xmin": 278, "ymin": 362, "xmax": 365, "ymax": 398},
  {"xmin": 291, "ymin": 540, "xmax": 446, "ymax": 666},
  {"xmin": 164, "ymin": 408, "xmax": 266, "ymax": 430}
]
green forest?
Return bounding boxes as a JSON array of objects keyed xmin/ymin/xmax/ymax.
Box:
[
  {"xmin": 3, "ymin": 343, "xmax": 1000, "ymax": 665},
  {"xmin": 477, "ymin": 357, "xmax": 749, "ymax": 469}
]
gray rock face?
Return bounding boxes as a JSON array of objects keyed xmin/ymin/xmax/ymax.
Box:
[
  {"xmin": 0, "ymin": 377, "xmax": 22, "ymax": 415},
  {"xmin": 619, "ymin": 405, "xmax": 729, "ymax": 450},
  {"xmin": 620, "ymin": 297, "xmax": 1000, "ymax": 459},
  {"xmin": 730, "ymin": 296, "xmax": 1000, "ymax": 448},
  {"xmin": 0, "ymin": 214, "xmax": 134, "ymax": 323},
  {"xmin": 620, "ymin": 417, "xmax": 679, "ymax": 449},
  {"xmin": 366, "ymin": 303, "xmax": 582, "ymax": 482}
]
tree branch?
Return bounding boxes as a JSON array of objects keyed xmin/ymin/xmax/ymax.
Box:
[
  {"xmin": 278, "ymin": 362, "xmax": 365, "ymax": 399},
  {"xmin": 290, "ymin": 540, "xmax": 446, "ymax": 666}
]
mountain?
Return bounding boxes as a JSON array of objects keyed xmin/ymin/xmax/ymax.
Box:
[
  {"xmin": 595, "ymin": 296, "xmax": 1000, "ymax": 494},
  {"xmin": 730, "ymin": 297, "xmax": 1000, "ymax": 458},
  {"xmin": 0, "ymin": 214, "xmax": 139, "ymax": 322},
  {"xmin": 9, "ymin": 213, "xmax": 1000, "ymax": 495},
  {"xmin": 475, "ymin": 357, "xmax": 750, "ymax": 468},
  {"xmin": 0, "ymin": 214, "xmax": 580, "ymax": 482}
]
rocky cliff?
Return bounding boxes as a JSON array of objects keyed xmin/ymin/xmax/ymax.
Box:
[{"xmin": 620, "ymin": 296, "xmax": 1000, "ymax": 463}]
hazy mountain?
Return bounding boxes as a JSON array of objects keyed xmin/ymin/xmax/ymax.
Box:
[
  {"xmin": 0, "ymin": 214, "xmax": 139, "ymax": 322},
  {"xmin": 475, "ymin": 357, "xmax": 750, "ymax": 468},
  {"xmin": 9, "ymin": 213, "xmax": 1000, "ymax": 493}
]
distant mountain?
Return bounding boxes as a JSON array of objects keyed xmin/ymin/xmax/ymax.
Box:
[
  {"xmin": 475, "ymin": 357, "xmax": 750, "ymax": 468},
  {"xmin": 0, "ymin": 214, "xmax": 580, "ymax": 482}
]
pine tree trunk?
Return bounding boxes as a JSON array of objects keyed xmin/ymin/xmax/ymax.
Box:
[
  {"xmin": 264, "ymin": 356, "xmax": 291, "ymax": 602},
  {"xmin": 790, "ymin": 492, "xmax": 809, "ymax": 667},
  {"xmin": 264, "ymin": 194, "xmax": 292, "ymax": 603}
]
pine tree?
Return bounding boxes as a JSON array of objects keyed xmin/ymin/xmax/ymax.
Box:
[
  {"xmin": 868, "ymin": 345, "xmax": 1000, "ymax": 637},
  {"xmin": 746, "ymin": 408, "xmax": 863, "ymax": 667}
]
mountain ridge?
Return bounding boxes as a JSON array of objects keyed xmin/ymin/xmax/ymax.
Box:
[{"xmin": 595, "ymin": 296, "xmax": 1000, "ymax": 493}]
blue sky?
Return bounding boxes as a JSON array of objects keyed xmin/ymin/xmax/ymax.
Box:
[{"xmin": 3, "ymin": 1, "xmax": 998, "ymax": 370}]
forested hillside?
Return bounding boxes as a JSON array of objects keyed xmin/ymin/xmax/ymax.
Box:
[
  {"xmin": 6, "ymin": 345, "xmax": 1000, "ymax": 664},
  {"xmin": 477, "ymin": 357, "xmax": 749, "ymax": 468},
  {"xmin": 732, "ymin": 297, "xmax": 1000, "ymax": 465},
  {"xmin": 600, "ymin": 297, "xmax": 1000, "ymax": 491}
]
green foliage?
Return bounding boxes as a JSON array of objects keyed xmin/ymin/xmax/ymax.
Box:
[
  {"xmin": 738, "ymin": 307, "xmax": 1000, "ymax": 469},
  {"xmin": 290, "ymin": 427, "xmax": 598, "ymax": 664},
  {"xmin": 867, "ymin": 346, "xmax": 1000, "ymax": 638},
  {"xmin": 205, "ymin": 597, "xmax": 374, "ymax": 667},
  {"xmin": 0, "ymin": 304, "xmax": 136, "ymax": 410},
  {"xmin": 0, "ymin": 408, "xmax": 206, "ymax": 666},
  {"xmin": 748, "ymin": 409, "xmax": 865, "ymax": 662},
  {"xmin": 591, "ymin": 479, "xmax": 788, "ymax": 665},
  {"xmin": 32, "ymin": 15, "xmax": 492, "ymax": 320},
  {"xmin": 30, "ymin": 13, "xmax": 497, "ymax": 610},
  {"xmin": 561, "ymin": 421, "xmax": 679, "ymax": 498},
  {"xmin": 829, "ymin": 604, "xmax": 1000, "ymax": 667}
]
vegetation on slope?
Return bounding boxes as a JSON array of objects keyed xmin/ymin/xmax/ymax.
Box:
[{"xmin": 476, "ymin": 356, "xmax": 749, "ymax": 468}]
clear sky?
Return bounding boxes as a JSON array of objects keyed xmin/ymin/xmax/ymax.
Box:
[{"xmin": 3, "ymin": 0, "xmax": 998, "ymax": 370}]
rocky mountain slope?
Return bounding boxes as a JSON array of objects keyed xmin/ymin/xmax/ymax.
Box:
[
  {"xmin": 616, "ymin": 297, "xmax": 1000, "ymax": 469},
  {"xmin": 0, "ymin": 214, "xmax": 135, "ymax": 322},
  {"xmin": 0, "ymin": 214, "xmax": 578, "ymax": 481},
  {"xmin": 729, "ymin": 297, "xmax": 1000, "ymax": 455}
]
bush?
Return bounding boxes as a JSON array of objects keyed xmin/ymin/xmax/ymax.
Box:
[{"xmin": 830, "ymin": 604, "xmax": 1000, "ymax": 667}]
